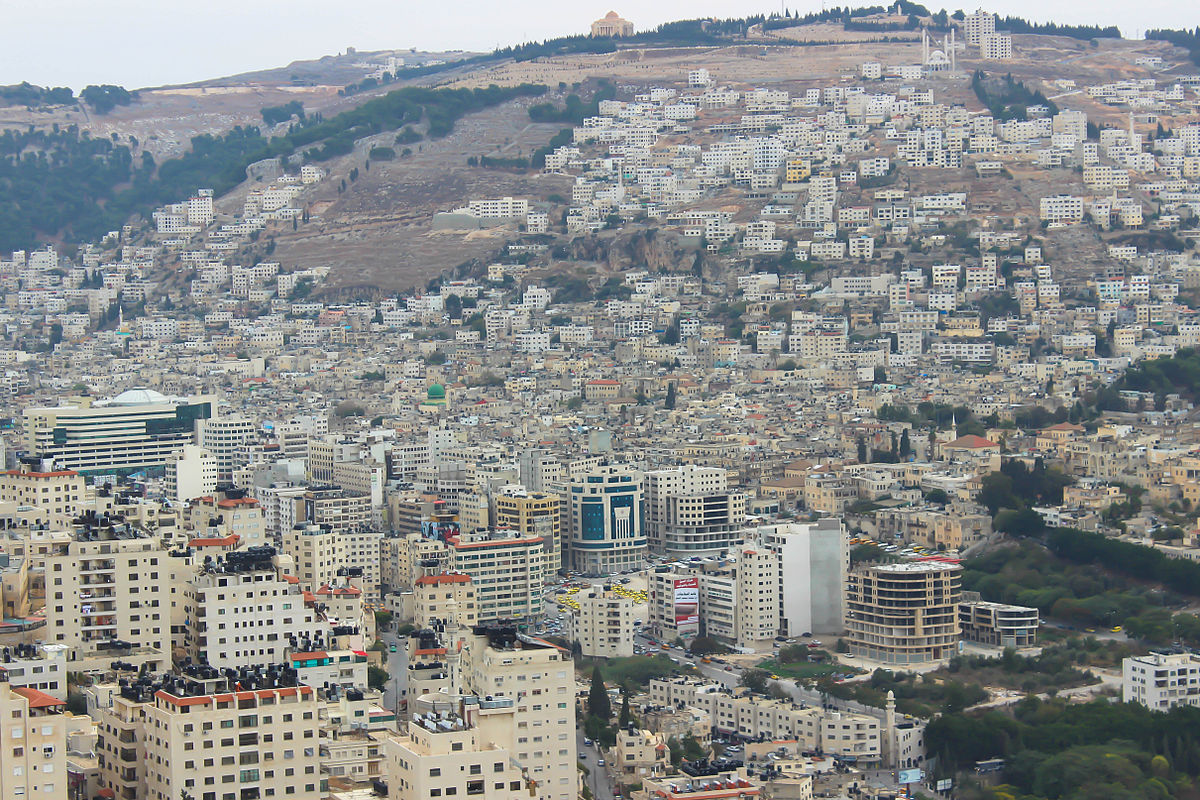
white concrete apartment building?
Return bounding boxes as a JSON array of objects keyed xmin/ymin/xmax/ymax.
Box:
[
  {"xmin": 960, "ymin": 598, "xmax": 1039, "ymax": 648},
  {"xmin": 964, "ymin": 9, "xmax": 996, "ymax": 46},
  {"xmin": 91, "ymin": 670, "xmax": 322, "ymax": 800},
  {"xmin": 643, "ymin": 465, "xmax": 747, "ymax": 557},
  {"xmin": 385, "ymin": 703, "xmax": 530, "ymax": 800},
  {"xmin": 0, "ymin": 643, "xmax": 69, "ymax": 699},
  {"xmin": 448, "ymin": 530, "xmax": 544, "ymax": 623},
  {"xmin": 164, "ymin": 444, "xmax": 218, "ymax": 503},
  {"xmin": 45, "ymin": 528, "xmax": 171, "ymax": 671},
  {"xmin": 758, "ymin": 519, "xmax": 849, "ymax": 636},
  {"xmin": 1039, "ymin": 194, "xmax": 1085, "ymax": 224},
  {"xmin": 648, "ymin": 678, "xmax": 884, "ymax": 764},
  {"xmin": 567, "ymin": 584, "xmax": 635, "ymax": 658},
  {"xmin": 1123, "ymin": 652, "xmax": 1200, "ymax": 710},
  {"xmin": 459, "ymin": 627, "xmax": 576, "ymax": 800},
  {"xmin": 184, "ymin": 548, "xmax": 320, "ymax": 669},
  {"xmin": 197, "ymin": 415, "xmax": 257, "ymax": 482},
  {"xmin": 0, "ymin": 680, "xmax": 68, "ymax": 800},
  {"xmin": 703, "ymin": 543, "xmax": 781, "ymax": 652},
  {"xmin": 980, "ymin": 32, "xmax": 1012, "ymax": 60}
]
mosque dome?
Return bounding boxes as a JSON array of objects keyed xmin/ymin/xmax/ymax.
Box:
[
  {"xmin": 105, "ymin": 388, "xmax": 170, "ymax": 406},
  {"xmin": 427, "ymin": 383, "xmax": 446, "ymax": 400}
]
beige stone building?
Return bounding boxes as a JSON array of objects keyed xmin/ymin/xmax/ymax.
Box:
[
  {"xmin": 0, "ymin": 681, "xmax": 69, "ymax": 800},
  {"xmin": 45, "ymin": 527, "xmax": 171, "ymax": 672},
  {"xmin": 613, "ymin": 728, "xmax": 669, "ymax": 779},
  {"xmin": 384, "ymin": 701, "xmax": 530, "ymax": 800},
  {"xmin": 91, "ymin": 670, "xmax": 322, "ymax": 800},
  {"xmin": 449, "ymin": 531, "xmax": 544, "ymax": 623},
  {"xmin": 414, "ymin": 573, "xmax": 478, "ymax": 629},
  {"xmin": 460, "ymin": 627, "xmax": 576, "ymax": 800},
  {"xmin": 845, "ymin": 562, "xmax": 962, "ymax": 665},
  {"xmin": 494, "ymin": 489, "xmax": 563, "ymax": 576},
  {"xmin": 590, "ymin": 11, "xmax": 634, "ymax": 37},
  {"xmin": 0, "ymin": 459, "xmax": 85, "ymax": 520}
]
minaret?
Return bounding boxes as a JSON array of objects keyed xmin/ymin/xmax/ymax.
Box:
[
  {"xmin": 922, "ymin": 27, "xmax": 929, "ymax": 67},
  {"xmin": 884, "ymin": 690, "xmax": 897, "ymax": 768}
]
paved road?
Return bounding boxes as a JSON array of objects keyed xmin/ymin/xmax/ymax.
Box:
[
  {"xmin": 578, "ymin": 727, "xmax": 617, "ymax": 800},
  {"xmin": 381, "ymin": 629, "xmax": 409, "ymax": 713}
]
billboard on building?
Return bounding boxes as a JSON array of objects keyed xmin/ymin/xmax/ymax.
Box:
[{"xmin": 673, "ymin": 577, "xmax": 700, "ymax": 636}]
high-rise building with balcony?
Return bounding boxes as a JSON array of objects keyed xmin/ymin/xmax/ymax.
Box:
[{"xmin": 845, "ymin": 562, "xmax": 962, "ymax": 665}]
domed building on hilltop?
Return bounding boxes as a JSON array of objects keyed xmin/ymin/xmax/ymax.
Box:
[{"xmin": 591, "ymin": 11, "xmax": 634, "ymax": 37}]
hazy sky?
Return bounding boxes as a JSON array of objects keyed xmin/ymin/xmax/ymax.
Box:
[{"xmin": 3, "ymin": 0, "xmax": 1198, "ymax": 91}]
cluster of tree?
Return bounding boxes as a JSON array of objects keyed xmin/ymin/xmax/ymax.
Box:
[
  {"xmin": 978, "ymin": 458, "xmax": 1073, "ymax": 517},
  {"xmin": 761, "ymin": 5, "xmax": 923, "ymax": 31},
  {"xmin": 1095, "ymin": 349, "xmax": 1200, "ymax": 411},
  {"xmin": 395, "ymin": 126, "xmax": 423, "ymax": 144},
  {"xmin": 962, "ymin": 539, "xmax": 1180, "ymax": 630},
  {"xmin": 368, "ymin": 146, "xmax": 396, "ymax": 161},
  {"xmin": 667, "ymin": 735, "xmax": 708, "ymax": 766},
  {"xmin": 995, "ymin": 15, "xmax": 1121, "ymax": 40},
  {"xmin": 817, "ymin": 667, "xmax": 988, "ymax": 717},
  {"xmin": 1147, "ymin": 27, "xmax": 1200, "ymax": 67},
  {"xmin": 876, "ymin": 401, "xmax": 987, "ymax": 435},
  {"xmin": 80, "ymin": 85, "xmax": 134, "ymax": 115},
  {"xmin": 261, "ymin": 100, "xmax": 305, "ymax": 125},
  {"xmin": 971, "ymin": 70, "xmax": 1058, "ymax": 121},
  {"xmin": 0, "ymin": 82, "xmax": 75, "ymax": 107},
  {"xmin": 0, "ymin": 125, "xmax": 146, "ymax": 251},
  {"xmin": 584, "ymin": 663, "xmax": 664, "ymax": 747},
  {"xmin": 497, "ymin": 35, "xmax": 618, "ymax": 63},
  {"xmin": 528, "ymin": 81, "xmax": 617, "ymax": 125},
  {"xmin": 0, "ymin": 83, "xmax": 546, "ymax": 252},
  {"xmin": 927, "ymin": 696, "xmax": 1200, "ymax": 800},
  {"xmin": 1047, "ymin": 527, "xmax": 1200, "ymax": 599}
]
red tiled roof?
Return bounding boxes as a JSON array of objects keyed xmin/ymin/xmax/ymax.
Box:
[
  {"xmin": 188, "ymin": 534, "xmax": 240, "ymax": 548},
  {"xmin": 945, "ymin": 434, "xmax": 998, "ymax": 449},
  {"xmin": 12, "ymin": 686, "xmax": 65, "ymax": 708},
  {"xmin": 3, "ymin": 469, "xmax": 78, "ymax": 479}
]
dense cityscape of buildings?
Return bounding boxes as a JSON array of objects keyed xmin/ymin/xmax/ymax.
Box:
[{"xmin": 3, "ymin": 6, "xmax": 1200, "ymax": 800}]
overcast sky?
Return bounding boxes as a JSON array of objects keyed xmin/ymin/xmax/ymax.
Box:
[{"xmin": 3, "ymin": 0, "xmax": 1197, "ymax": 91}]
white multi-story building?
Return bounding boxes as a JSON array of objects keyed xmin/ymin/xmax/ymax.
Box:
[
  {"xmin": 758, "ymin": 519, "xmax": 849, "ymax": 636},
  {"xmin": 164, "ymin": 444, "xmax": 218, "ymax": 503},
  {"xmin": 643, "ymin": 465, "xmax": 746, "ymax": 556},
  {"xmin": 568, "ymin": 584, "xmax": 635, "ymax": 658},
  {"xmin": 964, "ymin": 8, "xmax": 996, "ymax": 45},
  {"xmin": 91, "ymin": 669, "xmax": 322, "ymax": 800},
  {"xmin": 459, "ymin": 627, "xmax": 576, "ymax": 800},
  {"xmin": 449, "ymin": 530, "xmax": 545, "ymax": 623},
  {"xmin": 184, "ymin": 548, "xmax": 320, "ymax": 669},
  {"xmin": 45, "ymin": 527, "xmax": 171, "ymax": 671},
  {"xmin": 0, "ymin": 681, "xmax": 68, "ymax": 800},
  {"xmin": 1123, "ymin": 652, "xmax": 1200, "ymax": 710},
  {"xmin": 384, "ymin": 705, "xmax": 530, "ymax": 800}
]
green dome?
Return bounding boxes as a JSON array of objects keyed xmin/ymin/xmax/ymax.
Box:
[{"xmin": 427, "ymin": 383, "xmax": 446, "ymax": 399}]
